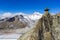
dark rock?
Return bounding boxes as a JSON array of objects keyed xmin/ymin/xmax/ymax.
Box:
[{"xmin": 7, "ymin": 17, "xmax": 15, "ymax": 22}]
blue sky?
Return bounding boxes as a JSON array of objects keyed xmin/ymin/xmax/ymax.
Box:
[{"xmin": 0, "ymin": 0, "xmax": 60, "ymax": 14}]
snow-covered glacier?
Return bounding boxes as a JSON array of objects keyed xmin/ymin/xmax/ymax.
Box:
[{"xmin": 0, "ymin": 12, "xmax": 42, "ymax": 40}]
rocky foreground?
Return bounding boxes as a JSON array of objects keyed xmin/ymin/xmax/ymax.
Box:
[{"xmin": 18, "ymin": 8, "xmax": 60, "ymax": 40}]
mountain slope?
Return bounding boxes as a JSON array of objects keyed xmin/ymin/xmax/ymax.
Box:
[
  {"xmin": 18, "ymin": 8, "xmax": 60, "ymax": 40},
  {"xmin": 0, "ymin": 13, "xmax": 42, "ymax": 34}
]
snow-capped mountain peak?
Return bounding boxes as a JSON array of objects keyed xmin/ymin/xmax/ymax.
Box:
[
  {"xmin": 28, "ymin": 12, "xmax": 42, "ymax": 20},
  {"xmin": 0, "ymin": 12, "xmax": 43, "ymax": 40}
]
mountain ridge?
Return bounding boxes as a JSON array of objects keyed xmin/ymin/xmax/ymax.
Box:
[
  {"xmin": 18, "ymin": 8, "xmax": 60, "ymax": 40},
  {"xmin": 0, "ymin": 13, "xmax": 42, "ymax": 34}
]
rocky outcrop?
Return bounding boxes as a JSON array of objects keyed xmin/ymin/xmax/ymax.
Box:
[
  {"xmin": 52, "ymin": 13, "xmax": 60, "ymax": 40},
  {"xmin": 18, "ymin": 8, "xmax": 60, "ymax": 40}
]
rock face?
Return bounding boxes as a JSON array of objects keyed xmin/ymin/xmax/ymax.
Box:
[
  {"xmin": 52, "ymin": 13, "xmax": 60, "ymax": 40},
  {"xmin": 18, "ymin": 9, "xmax": 60, "ymax": 40}
]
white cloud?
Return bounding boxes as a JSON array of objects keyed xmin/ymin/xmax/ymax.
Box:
[
  {"xmin": 0, "ymin": 12, "xmax": 25, "ymax": 19},
  {"xmin": 33, "ymin": 12, "xmax": 41, "ymax": 14},
  {"xmin": 13, "ymin": 12, "xmax": 26, "ymax": 16},
  {"xmin": 1, "ymin": 12, "xmax": 12, "ymax": 19},
  {"xmin": 0, "ymin": 12, "xmax": 43, "ymax": 19}
]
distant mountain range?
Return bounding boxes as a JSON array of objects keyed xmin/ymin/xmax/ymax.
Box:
[{"xmin": 0, "ymin": 13, "xmax": 42, "ymax": 34}]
